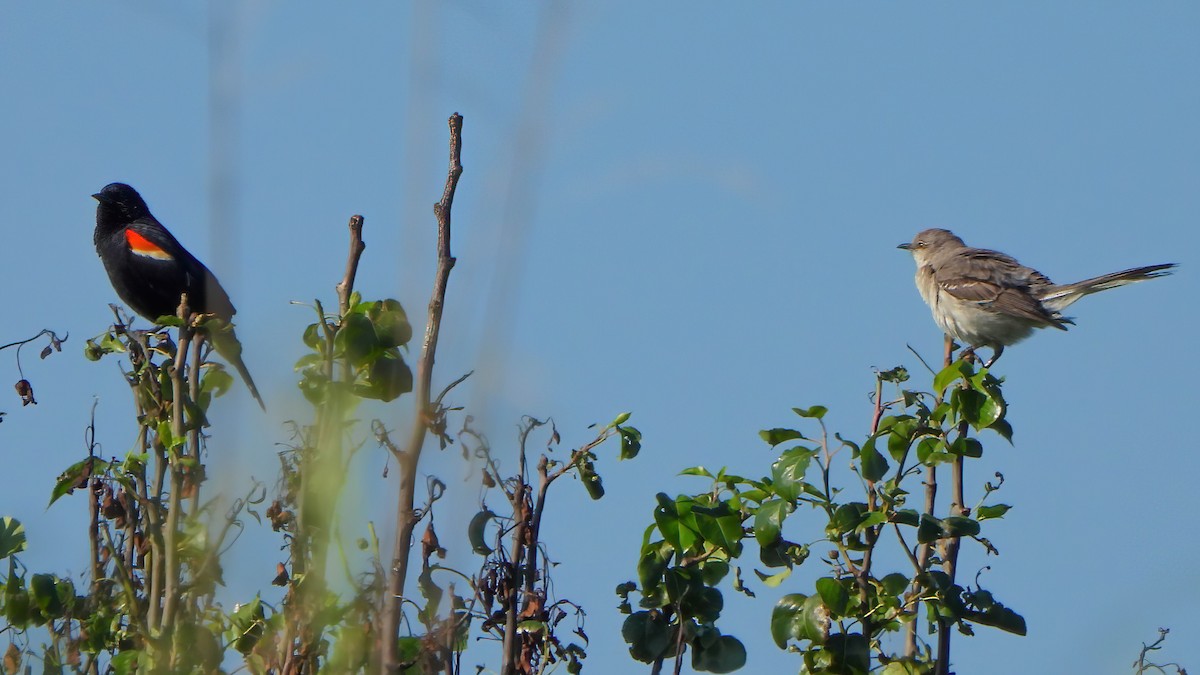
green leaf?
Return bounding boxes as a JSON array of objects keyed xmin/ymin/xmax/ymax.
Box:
[
  {"xmin": 679, "ymin": 466, "xmax": 713, "ymax": 478},
  {"xmin": 940, "ymin": 516, "xmax": 980, "ymax": 537},
  {"xmin": 679, "ymin": 585, "xmax": 724, "ymax": 624},
  {"xmin": 770, "ymin": 593, "xmax": 808, "ymax": 649},
  {"xmin": 884, "ymin": 417, "xmax": 919, "ymax": 463},
  {"xmin": 825, "ymin": 632, "xmax": 871, "ymax": 674},
  {"xmin": 771, "ymin": 447, "xmax": 814, "ymax": 501},
  {"xmin": 579, "ymin": 458, "xmax": 604, "ymax": 500},
  {"xmin": 830, "ymin": 503, "xmax": 866, "ymax": 535},
  {"xmin": 368, "ymin": 299, "xmax": 413, "ymax": 348},
  {"xmin": 976, "ymin": 504, "xmax": 1011, "ymax": 521},
  {"xmin": 754, "ymin": 567, "xmax": 793, "ymax": 587},
  {"xmin": 799, "ymin": 593, "xmax": 831, "ymax": 644},
  {"xmin": 98, "ymin": 331, "xmax": 127, "ymax": 355},
  {"xmin": 693, "ymin": 504, "xmax": 744, "ymax": 556},
  {"xmin": 293, "ymin": 352, "xmax": 324, "ymax": 372},
  {"xmin": 302, "ymin": 323, "xmax": 323, "ymax": 350},
  {"xmin": 156, "ymin": 420, "xmax": 184, "ymax": 450},
  {"xmin": 30, "ymin": 574, "xmax": 65, "ymax": 617},
  {"xmin": 334, "ymin": 313, "xmax": 379, "ymax": 366},
  {"xmin": 228, "ymin": 597, "xmax": 267, "ymax": 655},
  {"xmin": 4, "ymin": 588, "xmax": 31, "ymax": 627},
  {"xmin": 0, "ymin": 517, "xmax": 26, "ymax": 559},
  {"xmin": 856, "ymin": 511, "xmax": 888, "ymax": 531},
  {"xmin": 200, "ymin": 367, "xmax": 234, "ymax": 397},
  {"xmin": 636, "ymin": 540, "xmax": 672, "ymax": 597},
  {"xmin": 83, "ymin": 338, "xmax": 104, "ymax": 361},
  {"xmin": 988, "ymin": 418, "xmax": 1014, "ymax": 442},
  {"xmin": 49, "ymin": 458, "xmax": 108, "ymax": 508},
  {"xmin": 298, "ymin": 371, "xmax": 330, "ymax": 405},
  {"xmin": 611, "ymin": 411, "xmax": 632, "ymax": 427},
  {"xmin": 467, "ymin": 510, "xmax": 495, "ymax": 555},
  {"xmin": 110, "ymin": 650, "xmax": 141, "ymax": 675},
  {"xmin": 917, "ymin": 514, "xmax": 942, "ymax": 544},
  {"xmin": 654, "ymin": 496, "xmax": 685, "ymax": 551},
  {"xmin": 954, "ymin": 388, "xmax": 1003, "ymax": 429},
  {"xmin": 860, "ymin": 444, "xmax": 889, "ymax": 482},
  {"xmin": 881, "ymin": 661, "xmax": 926, "ymax": 675},
  {"xmin": 759, "ymin": 540, "xmax": 808, "ymax": 569},
  {"xmin": 691, "ymin": 634, "xmax": 746, "ymax": 673},
  {"xmin": 890, "ymin": 509, "xmax": 920, "ymax": 527},
  {"xmin": 933, "ymin": 360, "xmax": 968, "ymax": 392},
  {"xmin": 700, "ymin": 560, "xmax": 730, "ymax": 586},
  {"xmin": 793, "ymin": 405, "xmax": 828, "ymax": 419},
  {"xmin": 760, "ymin": 428, "xmax": 805, "ymax": 446},
  {"xmin": 949, "ymin": 437, "xmax": 983, "ymax": 458},
  {"xmin": 880, "ymin": 572, "xmax": 909, "ymax": 596},
  {"xmin": 396, "ymin": 636, "xmax": 422, "ymax": 664},
  {"xmin": 360, "ymin": 351, "xmax": 413, "ymax": 402},
  {"xmin": 967, "ymin": 601, "xmax": 1027, "ymax": 636},
  {"xmin": 622, "ymin": 611, "xmax": 674, "ymax": 663},
  {"xmin": 754, "ymin": 498, "xmax": 793, "ymax": 547},
  {"xmin": 815, "ymin": 577, "xmax": 850, "ymax": 616},
  {"xmin": 618, "ymin": 426, "xmax": 642, "ymax": 460},
  {"xmin": 914, "ymin": 437, "xmax": 941, "ymax": 465}
]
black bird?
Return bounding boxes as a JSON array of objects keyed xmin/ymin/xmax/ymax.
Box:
[{"xmin": 93, "ymin": 182, "xmax": 265, "ymax": 410}]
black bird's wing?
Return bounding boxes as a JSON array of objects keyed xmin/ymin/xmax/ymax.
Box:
[{"xmin": 122, "ymin": 217, "xmax": 236, "ymax": 320}]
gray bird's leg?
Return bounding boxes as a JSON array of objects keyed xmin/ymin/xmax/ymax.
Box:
[{"xmin": 982, "ymin": 345, "xmax": 1004, "ymax": 369}]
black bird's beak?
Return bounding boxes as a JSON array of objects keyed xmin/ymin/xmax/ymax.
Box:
[
  {"xmin": 897, "ymin": 243, "xmax": 912, "ymax": 250},
  {"xmin": 92, "ymin": 193, "xmax": 104, "ymax": 202}
]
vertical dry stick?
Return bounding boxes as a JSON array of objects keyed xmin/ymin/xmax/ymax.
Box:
[
  {"xmin": 338, "ymin": 216, "xmax": 367, "ymax": 314},
  {"xmin": 501, "ymin": 421, "xmax": 538, "ymax": 675},
  {"xmin": 286, "ymin": 217, "xmax": 365, "ymax": 673},
  {"xmin": 938, "ymin": 418, "xmax": 969, "ymax": 673},
  {"xmin": 501, "ymin": 485, "xmax": 530, "ymax": 675},
  {"xmin": 188, "ymin": 333, "xmax": 203, "ymax": 510},
  {"xmin": 906, "ymin": 333, "xmax": 955, "ymax": 658},
  {"xmin": 381, "ymin": 113, "xmax": 462, "ymax": 673},
  {"xmin": 161, "ymin": 298, "xmax": 193, "ymax": 636},
  {"xmin": 86, "ymin": 405, "xmax": 102, "ymax": 598},
  {"xmin": 933, "ymin": 334, "xmax": 963, "ymax": 675}
]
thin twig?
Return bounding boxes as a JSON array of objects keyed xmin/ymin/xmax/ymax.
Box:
[
  {"xmin": 933, "ymin": 333, "xmax": 961, "ymax": 675},
  {"xmin": 381, "ymin": 113, "xmax": 463, "ymax": 674},
  {"xmin": 160, "ymin": 294, "xmax": 192, "ymax": 636},
  {"xmin": 337, "ymin": 215, "xmax": 366, "ymax": 315}
]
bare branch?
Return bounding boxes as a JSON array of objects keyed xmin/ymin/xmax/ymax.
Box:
[
  {"xmin": 336, "ymin": 215, "xmax": 367, "ymax": 315},
  {"xmin": 381, "ymin": 113, "xmax": 464, "ymax": 674}
]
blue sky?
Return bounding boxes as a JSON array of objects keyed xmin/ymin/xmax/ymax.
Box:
[{"xmin": 1, "ymin": 2, "xmax": 1197, "ymax": 673}]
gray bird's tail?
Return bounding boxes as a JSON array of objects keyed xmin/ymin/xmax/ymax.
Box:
[{"xmin": 1041, "ymin": 263, "xmax": 1177, "ymax": 311}]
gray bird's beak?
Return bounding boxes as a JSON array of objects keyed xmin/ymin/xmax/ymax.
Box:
[{"xmin": 897, "ymin": 243, "xmax": 912, "ymax": 250}]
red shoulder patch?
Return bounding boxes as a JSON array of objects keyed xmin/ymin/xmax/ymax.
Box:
[{"xmin": 126, "ymin": 230, "xmax": 174, "ymax": 260}]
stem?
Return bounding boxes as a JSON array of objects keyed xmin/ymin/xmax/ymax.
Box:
[
  {"xmin": 933, "ymin": 334, "xmax": 964, "ymax": 675},
  {"xmin": 906, "ymin": 334, "xmax": 955, "ymax": 658},
  {"xmin": 86, "ymin": 405, "xmax": 102, "ymax": 598},
  {"xmin": 501, "ymin": 483, "xmax": 530, "ymax": 675},
  {"xmin": 337, "ymin": 215, "xmax": 366, "ymax": 313},
  {"xmin": 381, "ymin": 113, "xmax": 463, "ymax": 673},
  {"xmin": 188, "ymin": 333, "xmax": 203, "ymax": 510},
  {"xmin": 161, "ymin": 304, "xmax": 192, "ymax": 639}
]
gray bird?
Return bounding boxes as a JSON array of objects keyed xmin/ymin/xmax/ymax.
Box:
[{"xmin": 899, "ymin": 228, "xmax": 1175, "ymax": 366}]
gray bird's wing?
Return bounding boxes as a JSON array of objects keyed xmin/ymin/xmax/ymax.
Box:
[{"xmin": 935, "ymin": 248, "xmax": 1068, "ymax": 328}]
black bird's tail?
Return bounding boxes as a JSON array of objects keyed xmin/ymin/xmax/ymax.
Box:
[
  {"xmin": 209, "ymin": 322, "xmax": 266, "ymax": 411},
  {"xmin": 229, "ymin": 348, "xmax": 266, "ymax": 411}
]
